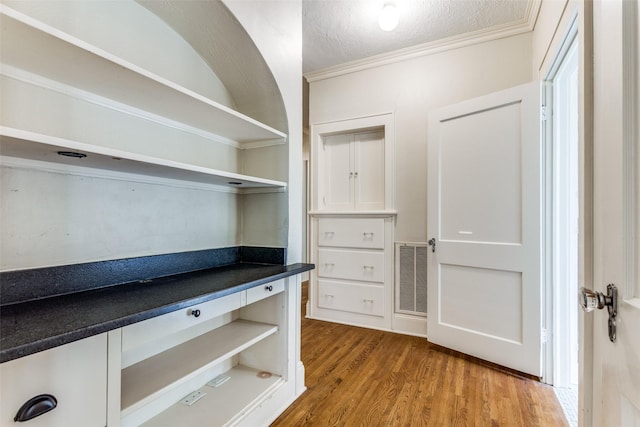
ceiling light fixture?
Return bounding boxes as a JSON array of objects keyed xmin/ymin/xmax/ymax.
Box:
[{"xmin": 378, "ymin": 2, "xmax": 399, "ymax": 32}]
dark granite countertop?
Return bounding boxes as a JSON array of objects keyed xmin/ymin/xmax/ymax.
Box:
[{"xmin": 0, "ymin": 262, "xmax": 314, "ymax": 363}]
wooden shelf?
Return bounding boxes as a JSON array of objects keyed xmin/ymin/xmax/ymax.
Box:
[
  {"xmin": 141, "ymin": 365, "xmax": 283, "ymax": 427},
  {"xmin": 121, "ymin": 319, "xmax": 278, "ymax": 415},
  {"xmin": 0, "ymin": 128, "xmax": 287, "ymax": 191},
  {"xmin": 0, "ymin": 6, "xmax": 287, "ymax": 147}
]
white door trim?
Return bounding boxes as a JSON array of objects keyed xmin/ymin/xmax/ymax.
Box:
[{"xmin": 542, "ymin": 13, "xmax": 580, "ymax": 387}]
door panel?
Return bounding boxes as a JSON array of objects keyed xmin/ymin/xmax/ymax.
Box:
[
  {"xmin": 440, "ymin": 265, "xmax": 522, "ymax": 343},
  {"xmin": 427, "ymin": 81, "xmax": 541, "ymax": 376},
  {"xmin": 440, "ymin": 103, "xmax": 522, "ymax": 244}
]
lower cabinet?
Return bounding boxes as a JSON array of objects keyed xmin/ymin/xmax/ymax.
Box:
[
  {"xmin": 119, "ymin": 280, "xmax": 287, "ymax": 427},
  {"xmin": 309, "ymin": 214, "xmax": 395, "ymax": 331},
  {"xmin": 1, "ymin": 278, "xmax": 298, "ymax": 427},
  {"xmin": 0, "ymin": 334, "xmax": 108, "ymax": 427}
]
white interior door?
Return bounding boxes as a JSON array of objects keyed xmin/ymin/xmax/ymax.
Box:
[
  {"xmin": 588, "ymin": 0, "xmax": 640, "ymax": 424},
  {"xmin": 427, "ymin": 82, "xmax": 542, "ymax": 376}
]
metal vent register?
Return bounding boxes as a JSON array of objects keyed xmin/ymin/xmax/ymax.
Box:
[{"xmin": 395, "ymin": 243, "xmax": 428, "ymax": 316}]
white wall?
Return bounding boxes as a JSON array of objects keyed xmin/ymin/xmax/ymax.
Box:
[
  {"xmin": 0, "ymin": 167, "xmax": 239, "ymax": 270},
  {"xmin": 308, "ymin": 33, "xmax": 533, "ymax": 242},
  {"xmin": 226, "ymin": 0, "xmax": 303, "ymax": 259}
]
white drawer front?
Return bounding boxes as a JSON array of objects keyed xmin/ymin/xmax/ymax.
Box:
[
  {"xmin": 246, "ymin": 279, "xmax": 285, "ymax": 305},
  {"xmin": 318, "ymin": 280, "xmax": 384, "ymax": 317},
  {"xmin": 318, "ymin": 217, "xmax": 384, "ymax": 249},
  {"xmin": 1, "ymin": 334, "xmax": 107, "ymax": 427},
  {"xmin": 318, "ymin": 248, "xmax": 384, "ymax": 283},
  {"xmin": 122, "ymin": 292, "xmax": 242, "ymax": 354}
]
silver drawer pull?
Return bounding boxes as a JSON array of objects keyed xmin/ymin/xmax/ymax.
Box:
[
  {"xmin": 363, "ymin": 299, "xmax": 374, "ymax": 303},
  {"xmin": 325, "ymin": 263, "xmax": 335, "ymax": 268},
  {"xmin": 363, "ymin": 232, "xmax": 374, "ymax": 237},
  {"xmin": 324, "ymin": 294, "xmax": 335, "ymax": 299},
  {"xmin": 324, "ymin": 231, "xmax": 335, "ymax": 236},
  {"xmin": 363, "ymin": 265, "xmax": 374, "ymax": 270}
]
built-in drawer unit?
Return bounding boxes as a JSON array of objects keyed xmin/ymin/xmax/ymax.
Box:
[
  {"xmin": 317, "ymin": 248, "xmax": 384, "ymax": 283},
  {"xmin": 317, "ymin": 280, "xmax": 384, "ymax": 317},
  {"xmin": 318, "ymin": 217, "xmax": 384, "ymax": 249},
  {"xmin": 0, "ymin": 334, "xmax": 107, "ymax": 427}
]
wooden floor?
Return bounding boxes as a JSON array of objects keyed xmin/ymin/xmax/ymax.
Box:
[{"xmin": 271, "ymin": 283, "xmax": 567, "ymax": 427}]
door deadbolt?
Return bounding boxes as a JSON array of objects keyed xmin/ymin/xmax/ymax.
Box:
[{"xmin": 579, "ymin": 284, "xmax": 618, "ymax": 342}]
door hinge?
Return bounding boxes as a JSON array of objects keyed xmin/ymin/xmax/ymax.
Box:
[
  {"xmin": 541, "ymin": 105, "xmax": 548, "ymax": 121},
  {"xmin": 541, "ymin": 328, "xmax": 549, "ymax": 343}
]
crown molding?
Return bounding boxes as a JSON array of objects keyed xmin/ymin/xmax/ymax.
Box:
[{"xmin": 304, "ymin": 0, "xmax": 541, "ymax": 83}]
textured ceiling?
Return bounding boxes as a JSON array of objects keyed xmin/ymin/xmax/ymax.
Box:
[{"xmin": 303, "ymin": 0, "xmax": 531, "ymax": 73}]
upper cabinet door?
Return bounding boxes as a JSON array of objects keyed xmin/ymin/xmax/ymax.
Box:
[
  {"xmin": 311, "ymin": 113, "xmax": 394, "ymax": 213},
  {"xmin": 354, "ymin": 131, "xmax": 385, "ymax": 211},
  {"xmin": 322, "ymin": 133, "xmax": 353, "ymax": 211},
  {"xmin": 319, "ymin": 131, "xmax": 385, "ymax": 211}
]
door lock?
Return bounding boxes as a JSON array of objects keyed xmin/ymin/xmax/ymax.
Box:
[
  {"xmin": 428, "ymin": 238, "xmax": 436, "ymax": 253},
  {"xmin": 579, "ymin": 284, "xmax": 618, "ymax": 342}
]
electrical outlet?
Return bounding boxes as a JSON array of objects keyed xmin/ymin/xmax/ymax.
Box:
[
  {"xmin": 180, "ymin": 390, "xmax": 206, "ymax": 406},
  {"xmin": 206, "ymin": 374, "xmax": 230, "ymax": 388}
]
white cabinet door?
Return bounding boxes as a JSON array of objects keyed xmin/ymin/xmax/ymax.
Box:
[
  {"xmin": 322, "ymin": 133, "xmax": 353, "ymax": 211},
  {"xmin": 1, "ymin": 334, "xmax": 107, "ymax": 427},
  {"xmin": 354, "ymin": 131, "xmax": 385, "ymax": 210},
  {"xmin": 319, "ymin": 131, "xmax": 386, "ymax": 211},
  {"xmin": 427, "ymin": 81, "xmax": 542, "ymax": 376}
]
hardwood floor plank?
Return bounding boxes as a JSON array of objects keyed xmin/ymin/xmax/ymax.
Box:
[{"xmin": 274, "ymin": 285, "xmax": 567, "ymax": 426}]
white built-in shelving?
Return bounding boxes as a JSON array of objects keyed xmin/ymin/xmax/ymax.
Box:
[
  {"xmin": 0, "ymin": 5, "xmax": 289, "ymax": 192},
  {"xmin": 119, "ymin": 285, "xmax": 287, "ymax": 427},
  {"xmin": 0, "ymin": 6, "xmax": 287, "ymax": 147},
  {"xmin": 121, "ymin": 319, "xmax": 278, "ymax": 415},
  {"xmin": 0, "ymin": 127, "xmax": 287, "ymax": 191},
  {"xmin": 120, "ymin": 319, "xmax": 279, "ymax": 426},
  {"xmin": 141, "ymin": 365, "xmax": 283, "ymax": 427}
]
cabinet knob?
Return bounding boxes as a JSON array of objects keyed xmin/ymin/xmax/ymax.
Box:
[
  {"xmin": 265, "ymin": 285, "xmax": 273, "ymax": 292},
  {"xmin": 14, "ymin": 394, "xmax": 57, "ymax": 422},
  {"xmin": 189, "ymin": 308, "xmax": 201, "ymax": 318}
]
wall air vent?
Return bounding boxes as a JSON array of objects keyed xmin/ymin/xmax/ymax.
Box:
[{"xmin": 395, "ymin": 242, "xmax": 428, "ymax": 316}]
